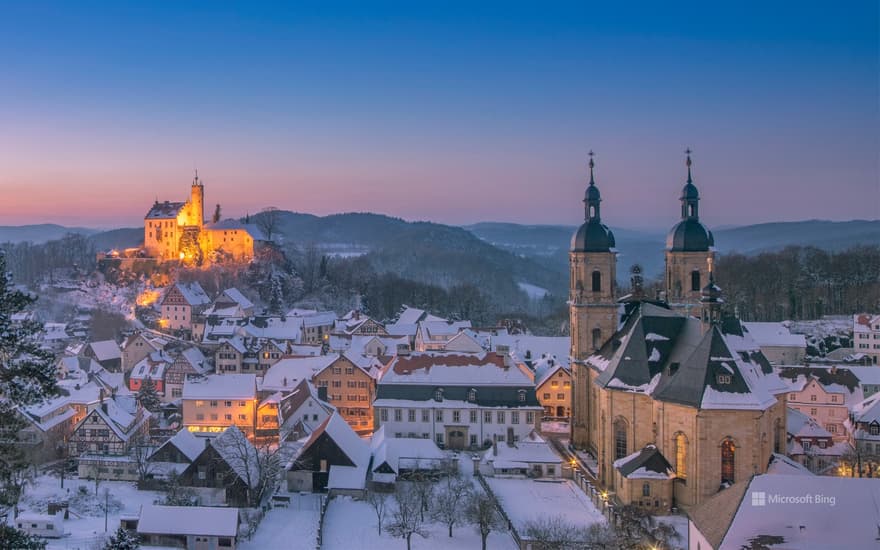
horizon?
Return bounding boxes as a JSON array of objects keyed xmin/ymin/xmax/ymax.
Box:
[{"xmin": 1, "ymin": 1, "xmax": 877, "ymax": 227}]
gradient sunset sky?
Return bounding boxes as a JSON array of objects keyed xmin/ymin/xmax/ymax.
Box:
[{"xmin": 0, "ymin": 1, "xmax": 877, "ymax": 230}]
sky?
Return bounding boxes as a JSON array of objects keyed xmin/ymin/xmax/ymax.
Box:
[{"xmin": 0, "ymin": 1, "xmax": 877, "ymax": 230}]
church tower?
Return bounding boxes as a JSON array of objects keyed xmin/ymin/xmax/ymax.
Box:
[
  {"xmin": 570, "ymin": 152, "xmax": 617, "ymax": 448},
  {"xmin": 665, "ymin": 150, "xmax": 715, "ymax": 315},
  {"xmin": 190, "ymin": 172, "xmax": 205, "ymax": 228}
]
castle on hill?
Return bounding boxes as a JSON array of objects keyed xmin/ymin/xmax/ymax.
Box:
[{"xmin": 144, "ymin": 174, "xmax": 266, "ymax": 263}]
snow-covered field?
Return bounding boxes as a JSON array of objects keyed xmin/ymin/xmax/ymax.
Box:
[
  {"xmin": 239, "ymin": 493, "xmax": 322, "ymax": 549},
  {"xmin": 485, "ymin": 478, "xmax": 605, "ymax": 532},
  {"xmin": 517, "ymin": 282, "xmax": 549, "ymax": 300},
  {"xmin": 321, "ymin": 496, "xmax": 517, "ymax": 550},
  {"xmin": 16, "ymin": 474, "xmax": 162, "ymax": 550}
]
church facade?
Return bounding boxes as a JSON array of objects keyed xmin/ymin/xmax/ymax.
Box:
[
  {"xmin": 144, "ymin": 174, "xmax": 265, "ymax": 263},
  {"xmin": 569, "ymin": 153, "xmax": 788, "ymax": 511}
]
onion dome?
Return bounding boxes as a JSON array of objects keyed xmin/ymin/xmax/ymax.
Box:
[
  {"xmin": 571, "ymin": 152, "xmax": 616, "ymax": 252},
  {"xmin": 666, "ymin": 149, "xmax": 714, "ymax": 252}
]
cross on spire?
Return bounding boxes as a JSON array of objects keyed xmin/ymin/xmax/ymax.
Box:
[
  {"xmin": 588, "ymin": 150, "xmax": 595, "ymax": 185},
  {"xmin": 685, "ymin": 148, "xmax": 693, "ymax": 184}
]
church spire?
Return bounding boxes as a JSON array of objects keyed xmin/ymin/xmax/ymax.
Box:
[
  {"xmin": 680, "ymin": 148, "xmax": 700, "ymax": 220},
  {"xmin": 686, "ymin": 148, "xmax": 693, "ymax": 184},
  {"xmin": 584, "ymin": 150, "xmax": 601, "ymax": 222}
]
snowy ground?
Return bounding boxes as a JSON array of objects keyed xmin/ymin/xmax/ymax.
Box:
[
  {"xmin": 517, "ymin": 282, "xmax": 549, "ymax": 300},
  {"xmin": 239, "ymin": 493, "xmax": 322, "ymax": 549},
  {"xmin": 15, "ymin": 474, "xmax": 163, "ymax": 550},
  {"xmin": 321, "ymin": 495, "xmax": 517, "ymax": 550},
  {"xmin": 485, "ymin": 478, "xmax": 605, "ymax": 532}
]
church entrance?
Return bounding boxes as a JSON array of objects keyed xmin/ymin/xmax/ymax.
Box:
[{"xmin": 445, "ymin": 426, "xmax": 468, "ymax": 450}]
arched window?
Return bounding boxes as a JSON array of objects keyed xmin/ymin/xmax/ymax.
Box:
[
  {"xmin": 691, "ymin": 270, "xmax": 701, "ymax": 292},
  {"xmin": 589, "ymin": 205, "xmax": 596, "ymax": 219},
  {"xmin": 688, "ymin": 204, "xmax": 695, "ymax": 217},
  {"xmin": 642, "ymin": 483, "xmax": 651, "ymax": 497},
  {"xmin": 721, "ymin": 438, "xmax": 736, "ymax": 485},
  {"xmin": 675, "ymin": 433, "xmax": 688, "ymax": 480},
  {"xmin": 614, "ymin": 418, "xmax": 628, "ymax": 460},
  {"xmin": 592, "ymin": 328, "xmax": 602, "ymax": 350},
  {"xmin": 591, "ymin": 271, "xmax": 602, "ymax": 292}
]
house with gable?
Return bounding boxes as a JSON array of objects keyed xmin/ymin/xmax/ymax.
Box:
[
  {"xmin": 163, "ymin": 345, "xmax": 209, "ymax": 401},
  {"xmin": 278, "ymin": 380, "xmax": 335, "ymax": 442},
  {"xmin": 68, "ymin": 395, "xmax": 151, "ymax": 480},
  {"xmin": 148, "ymin": 427, "xmax": 205, "ymax": 478},
  {"xmin": 532, "ymin": 356, "xmax": 571, "ymax": 418},
  {"xmin": 853, "ymin": 313, "xmax": 880, "ymax": 365},
  {"xmin": 121, "ymin": 331, "xmax": 167, "ymax": 373},
  {"xmin": 160, "ymin": 282, "xmax": 211, "ymax": 333},
  {"xmin": 82, "ymin": 339, "xmax": 122, "ymax": 372},
  {"xmin": 286, "ymin": 411, "xmax": 371, "ymax": 495},
  {"xmin": 129, "ymin": 350, "xmax": 173, "ymax": 395},
  {"xmin": 612, "ymin": 444, "xmax": 676, "ymax": 512},
  {"xmin": 778, "ymin": 366, "xmax": 861, "ymax": 441},
  {"xmin": 179, "ymin": 425, "xmax": 265, "ymax": 507},
  {"xmin": 786, "ymin": 407, "xmax": 851, "ymax": 474}
]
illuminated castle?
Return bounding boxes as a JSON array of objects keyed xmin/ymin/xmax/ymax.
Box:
[{"xmin": 144, "ymin": 174, "xmax": 265, "ymax": 263}]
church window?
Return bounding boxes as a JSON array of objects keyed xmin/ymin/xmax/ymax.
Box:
[
  {"xmin": 592, "ymin": 328, "xmax": 602, "ymax": 350},
  {"xmin": 688, "ymin": 204, "xmax": 695, "ymax": 217},
  {"xmin": 591, "ymin": 271, "xmax": 601, "ymax": 292},
  {"xmin": 675, "ymin": 433, "xmax": 688, "ymax": 480},
  {"xmin": 691, "ymin": 270, "xmax": 701, "ymax": 292},
  {"xmin": 589, "ymin": 205, "xmax": 596, "ymax": 218},
  {"xmin": 721, "ymin": 438, "xmax": 735, "ymax": 485},
  {"xmin": 642, "ymin": 483, "xmax": 650, "ymax": 497},
  {"xmin": 614, "ymin": 418, "xmax": 628, "ymax": 460}
]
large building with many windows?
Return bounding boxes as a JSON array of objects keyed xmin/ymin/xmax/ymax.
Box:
[
  {"xmin": 569, "ymin": 152, "xmax": 788, "ymax": 511},
  {"xmin": 373, "ymin": 351, "xmax": 542, "ymax": 449}
]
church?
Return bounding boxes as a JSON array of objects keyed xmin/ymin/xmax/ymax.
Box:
[
  {"xmin": 568, "ymin": 152, "xmax": 788, "ymax": 512},
  {"xmin": 144, "ymin": 174, "xmax": 265, "ymax": 263}
]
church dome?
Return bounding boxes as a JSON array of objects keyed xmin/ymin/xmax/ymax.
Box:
[
  {"xmin": 571, "ymin": 221, "xmax": 616, "ymax": 252},
  {"xmin": 666, "ymin": 218, "xmax": 714, "ymax": 252}
]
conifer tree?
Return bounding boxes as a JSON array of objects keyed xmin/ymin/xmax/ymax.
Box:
[{"xmin": 136, "ymin": 377, "xmax": 161, "ymax": 412}]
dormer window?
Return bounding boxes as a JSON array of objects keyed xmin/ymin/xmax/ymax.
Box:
[
  {"xmin": 716, "ymin": 374, "xmax": 732, "ymax": 385},
  {"xmin": 434, "ymin": 388, "xmax": 444, "ymax": 402},
  {"xmin": 468, "ymin": 389, "xmax": 477, "ymax": 402},
  {"xmin": 517, "ymin": 390, "xmax": 527, "ymax": 403},
  {"xmin": 870, "ymin": 423, "xmax": 879, "ymax": 436}
]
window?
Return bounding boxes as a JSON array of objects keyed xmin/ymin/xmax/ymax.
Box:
[
  {"xmin": 435, "ymin": 410, "xmax": 444, "ymax": 422},
  {"xmin": 721, "ymin": 438, "xmax": 735, "ymax": 485},
  {"xmin": 591, "ymin": 271, "xmax": 602, "ymax": 292},
  {"xmin": 557, "ymin": 393, "xmax": 565, "ymax": 400},
  {"xmin": 497, "ymin": 411, "xmax": 505, "ymax": 424},
  {"xmin": 788, "ymin": 393, "xmax": 797, "ymax": 401},
  {"xmin": 511, "ymin": 412, "xmax": 520, "ymax": 424},
  {"xmin": 470, "ymin": 410, "xmax": 478, "ymax": 423},
  {"xmin": 716, "ymin": 374, "xmax": 731, "ymax": 385},
  {"xmin": 831, "ymin": 395, "xmax": 839, "ymax": 403},
  {"xmin": 484, "ymin": 411, "xmax": 492, "ymax": 423},
  {"xmin": 452, "ymin": 410, "xmax": 461, "ymax": 423},
  {"xmin": 518, "ymin": 390, "xmax": 526, "ymax": 403},
  {"xmin": 210, "ymin": 414, "xmax": 219, "ymax": 421},
  {"xmin": 470, "ymin": 434, "xmax": 477, "ymax": 446},
  {"xmin": 468, "ymin": 389, "xmax": 477, "ymax": 402},
  {"xmin": 642, "ymin": 483, "xmax": 651, "ymax": 497},
  {"xmin": 810, "ymin": 408, "xmax": 817, "ymax": 416},
  {"xmin": 224, "ymin": 414, "xmax": 232, "ymax": 421},
  {"xmin": 614, "ymin": 418, "xmax": 628, "ymax": 460},
  {"xmin": 526, "ymin": 412, "xmax": 535, "ymax": 424},
  {"xmin": 408, "ymin": 410, "xmax": 416, "ymax": 422},
  {"xmin": 379, "ymin": 409, "xmax": 388, "ymax": 422},
  {"xmin": 675, "ymin": 433, "xmax": 688, "ymax": 480},
  {"xmin": 421, "ymin": 410, "xmax": 430, "ymax": 423},
  {"xmin": 239, "ymin": 414, "xmax": 247, "ymax": 420},
  {"xmin": 803, "ymin": 440, "xmax": 811, "ymax": 451},
  {"xmin": 196, "ymin": 414, "xmax": 205, "ymax": 421},
  {"xmin": 691, "ymin": 270, "xmax": 701, "ymax": 292},
  {"xmin": 434, "ymin": 388, "xmax": 444, "ymax": 401},
  {"xmin": 810, "ymin": 394, "xmax": 817, "ymax": 402},
  {"xmin": 394, "ymin": 409, "xmax": 402, "ymax": 422},
  {"xmin": 870, "ymin": 423, "xmax": 879, "ymax": 436},
  {"xmin": 210, "ymin": 400, "xmax": 218, "ymax": 407},
  {"xmin": 436, "ymin": 433, "xmax": 444, "ymax": 445},
  {"xmin": 543, "ymin": 393, "xmax": 551, "ymax": 399},
  {"xmin": 551, "ymin": 381, "xmax": 558, "ymax": 387}
]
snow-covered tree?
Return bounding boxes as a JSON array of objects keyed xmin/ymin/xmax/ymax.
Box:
[
  {"xmin": 465, "ymin": 490, "xmax": 506, "ymax": 550},
  {"xmin": 387, "ymin": 483, "xmax": 429, "ymax": 550},
  {"xmin": 0, "ymin": 524, "xmax": 46, "ymax": 550},
  {"xmin": 136, "ymin": 377, "xmax": 161, "ymax": 412},
  {"xmin": 102, "ymin": 526, "xmax": 140, "ymax": 549},
  {"xmin": 431, "ymin": 471, "xmax": 472, "ymax": 537},
  {"xmin": 365, "ymin": 487, "xmax": 392, "ymax": 535},
  {"xmin": 0, "ymin": 251, "xmax": 57, "ymax": 510}
]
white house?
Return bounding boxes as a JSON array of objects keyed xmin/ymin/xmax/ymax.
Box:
[
  {"xmin": 373, "ymin": 351, "xmax": 542, "ymax": 449},
  {"xmin": 743, "ymin": 322, "xmax": 807, "ymax": 365},
  {"xmin": 137, "ymin": 504, "xmax": 239, "ymax": 549}
]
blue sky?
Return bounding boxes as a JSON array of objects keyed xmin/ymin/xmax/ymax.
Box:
[{"xmin": 0, "ymin": 1, "xmax": 876, "ymax": 228}]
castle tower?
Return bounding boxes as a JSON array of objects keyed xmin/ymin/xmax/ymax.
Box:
[
  {"xmin": 570, "ymin": 152, "xmax": 617, "ymax": 449},
  {"xmin": 664, "ymin": 149, "xmax": 715, "ymax": 315},
  {"xmin": 190, "ymin": 171, "xmax": 205, "ymax": 228}
]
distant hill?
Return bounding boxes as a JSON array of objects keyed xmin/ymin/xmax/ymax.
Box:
[
  {"xmin": 89, "ymin": 227, "xmax": 143, "ymax": 251},
  {"xmin": 0, "ymin": 224, "xmax": 98, "ymax": 244},
  {"xmin": 464, "ymin": 219, "xmax": 880, "ymax": 281}
]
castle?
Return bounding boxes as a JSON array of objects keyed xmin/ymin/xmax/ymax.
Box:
[
  {"xmin": 144, "ymin": 174, "xmax": 265, "ymax": 263},
  {"xmin": 569, "ymin": 152, "xmax": 788, "ymax": 511}
]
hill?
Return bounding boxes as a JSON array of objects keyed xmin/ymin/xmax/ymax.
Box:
[{"xmin": 0, "ymin": 224, "xmax": 98, "ymax": 244}]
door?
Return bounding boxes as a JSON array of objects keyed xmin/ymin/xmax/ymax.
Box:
[{"xmin": 445, "ymin": 427, "xmax": 468, "ymax": 450}]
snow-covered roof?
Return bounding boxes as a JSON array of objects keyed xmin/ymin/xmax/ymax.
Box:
[
  {"xmin": 766, "ymin": 453, "xmax": 815, "ymax": 476},
  {"xmin": 489, "ymin": 334, "xmax": 570, "ymax": 368},
  {"xmin": 130, "ymin": 351, "xmax": 173, "ymax": 381},
  {"xmin": 151, "ymin": 428, "xmax": 204, "ymax": 463},
  {"xmin": 482, "ymin": 432, "xmax": 561, "ymax": 467},
  {"xmin": 137, "ymin": 504, "xmax": 238, "ymax": 537},
  {"xmin": 241, "ymin": 316, "xmax": 304, "ymax": 341},
  {"xmin": 371, "ymin": 426, "xmax": 446, "ymax": 473},
  {"xmin": 210, "ymin": 425, "xmax": 262, "ymax": 488},
  {"xmin": 852, "ymin": 391, "xmax": 880, "ymax": 425},
  {"xmin": 145, "ymin": 201, "xmax": 185, "ymax": 220},
  {"xmin": 720, "ymin": 475, "xmax": 880, "ymax": 549},
  {"xmin": 87, "ymin": 340, "xmax": 121, "ymax": 361},
  {"xmin": 327, "ymin": 465, "xmax": 368, "ymax": 490},
  {"xmin": 300, "ymin": 412, "xmax": 370, "ymax": 470},
  {"xmin": 612, "ymin": 444, "xmax": 675, "ymax": 479},
  {"xmin": 743, "ymin": 322, "xmax": 807, "ymax": 348},
  {"xmin": 183, "ymin": 374, "xmax": 256, "ymax": 400},
  {"xmin": 261, "ymin": 356, "xmax": 337, "ymax": 392},
  {"xmin": 299, "ymin": 311, "xmax": 337, "ymax": 328},
  {"xmin": 169, "ymin": 282, "xmax": 211, "ymax": 307},
  {"xmin": 534, "ymin": 359, "xmax": 569, "ymax": 389},
  {"xmin": 218, "ymin": 288, "xmax": 253, "ymax": 310},
  {"xmin": 787, "ymin": 407, "xmax": 832, "ymax": 439},
  {"xmin": 854, "ymin": 313, "xmax": 880, "ymax": 333},
  {"xmin": 206, "ymin": 218, "xmax": 267, "ymax": 241},
  {"xmin": 380, "ymin": 351, "xmax": 531, "ymax": 386}
]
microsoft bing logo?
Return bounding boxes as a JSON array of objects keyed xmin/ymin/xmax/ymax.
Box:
[{"xmin": 751, "ymin": 491, "xmax": 766, "ymax": 506}]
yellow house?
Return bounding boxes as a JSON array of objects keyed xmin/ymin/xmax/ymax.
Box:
[{"xmin": 182, "ymin": 374, "xmax": 257, "ymax": 437}]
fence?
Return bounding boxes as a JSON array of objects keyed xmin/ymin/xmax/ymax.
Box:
[
  {"xmin": 315, "ymin": 494, "xmax": 330, "ymax": 549},
  {"xmin": 474, "ymin": 470, "xmax": 523, "ymax": 549}
]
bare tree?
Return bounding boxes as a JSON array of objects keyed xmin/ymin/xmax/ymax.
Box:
[
  {"xmin": 212, "ymin": 426, "xmax": 281, "ymax": 507},
  {"xmin": 365, "ymin": 486, "xmax": 392, "ymax": 535},
  {"xmin": 522, "ymin": 516, "xmax": 592, "ymax": 550},
  {"xmin": 129, "ymin": 433, "xmax": 156, "ymax": 482},
  {"xmin": 465, "ymin": 490, "xmax": 506, "ymax": 550},
  {"xmin": 432, "ymin": 471, "xmax": 472, "ymax": 537},
  {"xmin": 256, "ymin": 207, "xmax": 281, "ymax": 242},
  {"xmin": 410, "ymin": 470, "xmax": 434, "ymax": 522},
  {"xmin": 387, "ymin": 483, "xmax": 429, "ymax": 550}
]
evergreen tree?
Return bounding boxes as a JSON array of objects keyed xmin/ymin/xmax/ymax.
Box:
[
  {"xmin": 102, "ymin": 526, "xmax": 140, "ymax": 550},
  {"xmin": 136, "ymin": 377, "xmax": 161, "ymax": 412},
  {"xmin": 0, "ymin": 524, "xmax": 47, "ymax": 550},
  {"xmin": 0, "ymin": 251, "xmax": 57, "ymax": 509}
]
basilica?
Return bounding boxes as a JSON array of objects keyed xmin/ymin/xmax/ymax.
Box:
[
  {"xmin": 569, "ymin": 153, "xmax": 788, "ymax": 511},
  {"xmin": 144, "ymin": 174, "xmax": 265, "ymax": 263}
]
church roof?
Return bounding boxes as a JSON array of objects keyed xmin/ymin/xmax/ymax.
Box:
[
  {"xmin": 613, "ymin": 444, "xmax": 675, "ymax": 479},
  {"xmin": 146, "ymin": 201, "xmax": 186, "ymax": 220},
  {"xmin": 585, "ymin": 302, "xmax": 783, "ymax": 411},
  {"xmin": 666, "ymin": 218, "xmax": 714, "ymax": 252},
  {"xmin": 571, "ymin": 221, "xmax": 616, "ymax": 253}
]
